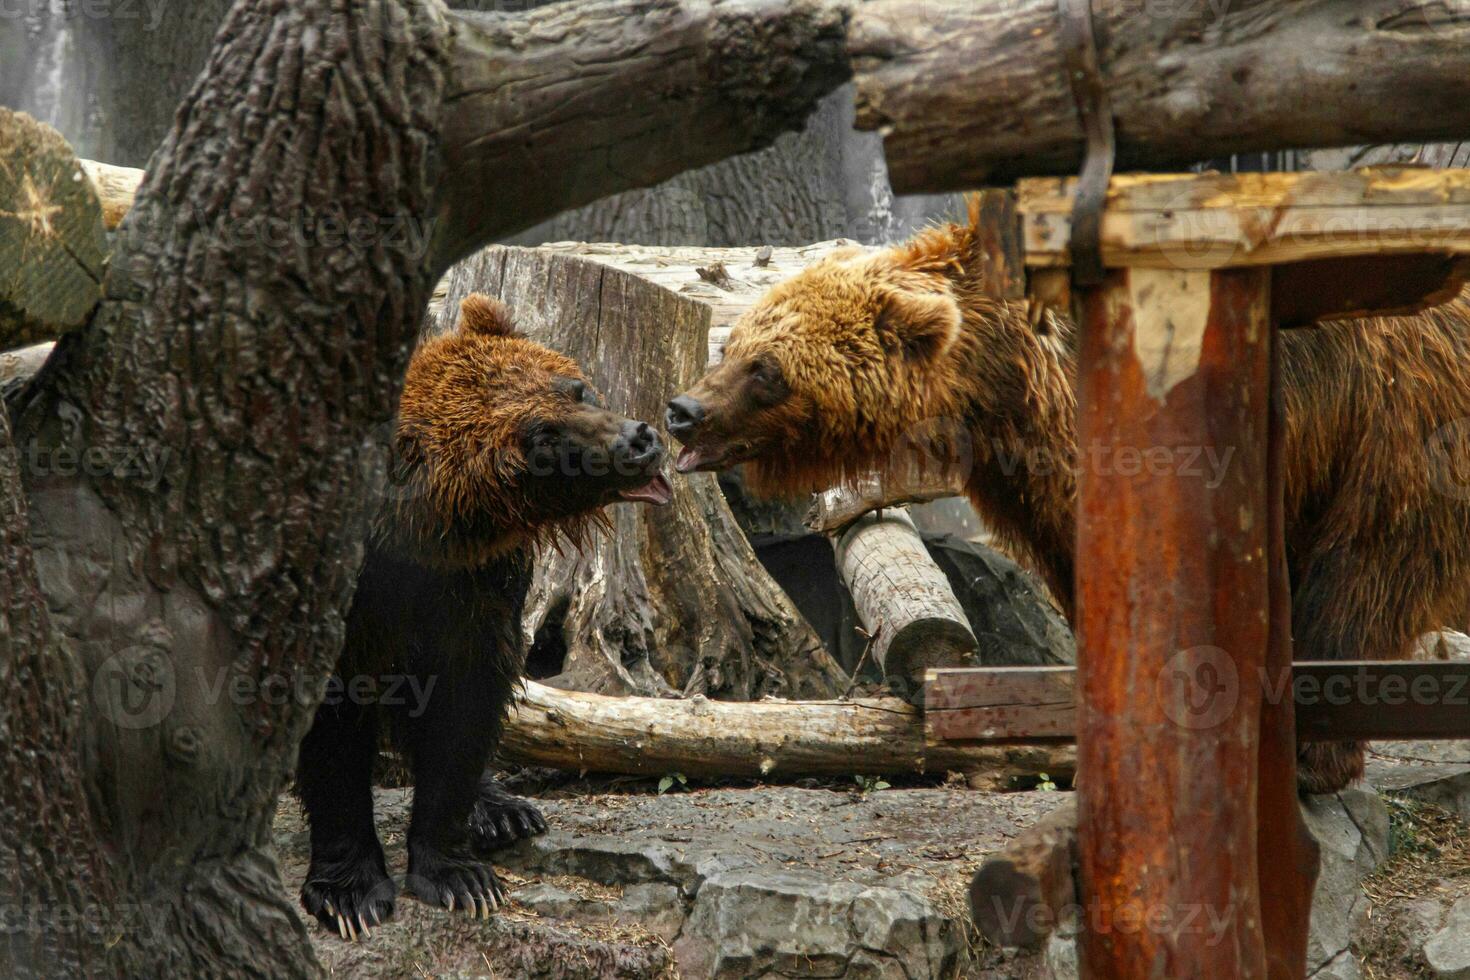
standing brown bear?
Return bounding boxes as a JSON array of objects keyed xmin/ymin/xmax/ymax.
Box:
[
  {"xmin": 666, "ymin": 202, "xmax": 1470, "ymax": 795},
  {"xmin": 298, "ymin": 294, "xmax": 672, "ymax": 940}
]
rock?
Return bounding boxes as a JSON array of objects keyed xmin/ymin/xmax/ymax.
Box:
[
  {"xmin": 1413, "ymin": 631, "xmax": 1470, "ymax": 661},
  {"xmin": 1301, "ymin": 788, "xmax": 1390, "ymax": 977},
  {"xmin": 1041, "ymin": 931, "xmax": 1079, "ymax": 980},
  {"xmin": 675, "ymin": 868, "xmax": 958, "ymax": 978},
  {"xmin": 1369, "ymin": 735, "xmax": 1470, "ymax": 824},
  {"xmin": 496, "ymin": 786, "xmax": 1064, "ymax": 977},
  {"xmin": 514, "ymin": 882, "xmax": 615, "ymax": 921},
  {"xmin": 1425, "ymin": 897, "xmax": 1470, "ymax": 980},
  {"xmin": 616, "ymin": 883, "xmax": 686, "ymax": 942},
  {"xmin": 1403, "ymin": 897, "xmax": 1449, "ymax": 950}
]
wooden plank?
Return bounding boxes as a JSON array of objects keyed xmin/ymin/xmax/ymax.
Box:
[
  {"xmin": 1080, "ymin": 266, "xmax": 1271, "ymax": 976},
  {"xmin": 1259, "ymin": 323, "xmax": 1316, "ymax": 980},
  {"xmin": 1019, "ymin": 167, "xmax": 1470, "ymax": 270},
  {"xmin": 927, "ymin": 662, "xmax": 1470, "ymax": 743},
  {"xmin": 927, "ymin": 666, "xmax": 1074, "ymax": 744}
]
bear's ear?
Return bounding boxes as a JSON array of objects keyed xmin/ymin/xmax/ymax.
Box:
[
  {"xmin": 876, "ymin": 288, "xmax": 962, "ymax": 365},
  {"xmin": 459, "ymin": 293, "xmax": 516, "ymax": 338}
]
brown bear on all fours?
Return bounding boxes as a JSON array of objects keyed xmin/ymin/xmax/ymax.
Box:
[
  {"xmin": 297, "ymin": 294, "xmax": 673, "ymax": 940},
  {"xmin": 666, "ymin": 201, "xmax": 1470, "ymax": 797}
]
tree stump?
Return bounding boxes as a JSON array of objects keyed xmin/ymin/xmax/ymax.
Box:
[{"xmin": 436, "ymin": 245, "xmax": 849, "ymax": 699}]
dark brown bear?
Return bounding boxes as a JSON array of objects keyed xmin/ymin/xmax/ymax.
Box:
[
  {"xmin": 297, "ymin": 294, "xmax": 672, "ymax": 939},
  {"xmin": 666, "ymin": 203, "xmax": 1470, "ymax": 796}
]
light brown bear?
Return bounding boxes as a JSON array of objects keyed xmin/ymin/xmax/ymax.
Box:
[{"xmin": 666, "ymin": 202, "xmax": 1470, "ymax": 795}]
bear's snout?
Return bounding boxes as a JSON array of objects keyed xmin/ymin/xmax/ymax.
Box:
[
  {"xmin": 665, "ymin": 395, "xmax": 705, "ymax": 440},
  {"xmin": 613, "ymin": 420, "xmax": 664, "ymax": 472}
]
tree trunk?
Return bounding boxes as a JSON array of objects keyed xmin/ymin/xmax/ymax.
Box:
[
  {"xmin": 436, "ymin": 245, "xmax": 849, "ymax": 699},
  {"xmin": 1, "ymin": 0, "xmax": 853, "ymax": 973},
  {"xmin": 849, "ymin": 0, "xmax": 1470, "ymax": 191},
  {"xmin": 500, "ymin": 680, "xmax": 1078, "ymax": 782}
]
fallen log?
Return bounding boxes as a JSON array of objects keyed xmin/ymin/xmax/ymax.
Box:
[
  {"xmin": 834, "ymin": 509, "xmax": 977, "ymax": 693},
  {"xmin": 849, "ymin": 0, "xmax": 1470, "ymax": 191},
  {"xmin": 499, "ymin": 679, "xmax": 1076, "ymax": 783}
]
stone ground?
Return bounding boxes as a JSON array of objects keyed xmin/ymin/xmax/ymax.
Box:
[
  {"xmin": 271, "ymin": 753, "xmax": 1470, "ymax": 979},
  {"xmin": 273, "ymin": 779, "xmax": 1065, "ymax": 978}
]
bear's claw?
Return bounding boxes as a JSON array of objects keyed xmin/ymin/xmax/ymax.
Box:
[
  {"xmin": 407, "ymin": 845, "xmax": 507, "ymax": 920},
  {"xmin": 469, "ymin": 777, "xmax": 548, "ymax": 851},
  {"xmin": 301, "ymin": 854, "xmax": 396, "ymax": 942}
]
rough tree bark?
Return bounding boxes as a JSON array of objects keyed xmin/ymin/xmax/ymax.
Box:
[
  {"xmin": 436, "ymin": 245, "xmax": 849, "ymax": 699},
  {"xmin": 848, "ymin": 0, "xmax": 1470, "ymax": 191},
  {"xmin": 0, "ymin": 0, "xmax": 853, "ymax": 974}
]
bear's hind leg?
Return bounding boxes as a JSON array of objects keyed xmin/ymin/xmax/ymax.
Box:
[
  {"xmin": 468, "ymin": 772, "xmax": 547, "ymax": 852},
  {"xmin": 402, "ymin": 671, "xmax": 509, "ymax": 918},
  {"xmin": 298, "ymin": 695, "xmax": 395, "ymax": 940}
]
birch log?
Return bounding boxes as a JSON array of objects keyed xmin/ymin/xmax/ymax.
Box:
[{"xmin": 835, "ymin": 508, "xmax": 978, "ymax": 693}]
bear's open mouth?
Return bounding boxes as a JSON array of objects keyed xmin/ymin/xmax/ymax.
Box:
[
  {"xmin": 618, "ymin": 473, "xmax": 674, "ymax": 505},
  {"xmin": 673, "ymin": 442, "xmax": 750, "ymax": 474}
]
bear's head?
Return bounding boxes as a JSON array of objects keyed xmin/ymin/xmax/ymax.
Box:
[
  {"xmin": 664, "ymin": 243, "xmax": 972, "ymax": 497},
  {"xmin": 381, "ymin": 293, "xmax": 672, "ymax": 567}
]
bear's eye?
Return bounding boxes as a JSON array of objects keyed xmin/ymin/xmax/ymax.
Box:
[
  {"xmin": 524, "ymin": 424, "xmax": 559, "ymax": 452},
  {"xmin": 566, "ymin": 379, "xmax": 587, "ymax": 403},
  {"xmin": 749, "ymin": 356, "xmax": 781, "ymax": 387}
]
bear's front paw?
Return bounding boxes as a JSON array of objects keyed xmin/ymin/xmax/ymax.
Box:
[
  {"xmin": 406, "ymin": 844, "xmax": 507, "ymax": 920},
  {"xmin": 301, "ymin": 853, "xmax": 396, "ymax": 941},
  {"xmin": 469, "ymin": 779, "xmax": 548, "ymax": 852}
]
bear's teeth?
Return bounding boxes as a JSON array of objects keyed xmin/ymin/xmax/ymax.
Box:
[{"xmin": 674, "ymin": 447, "xmax": 706, "ymax": 473}]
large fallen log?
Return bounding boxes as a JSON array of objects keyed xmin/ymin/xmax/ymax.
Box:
[
  {"xmin": 849, "ymin": 0, "xmax": 1470, "ymax": 191},
  {"xmin": 500, "ymin": 678, "xmax": 1076, "ymax": 782}
]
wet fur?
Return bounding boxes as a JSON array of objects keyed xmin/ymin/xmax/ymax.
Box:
[{"xmin": 688, "ymin": 203, "xmax": 1470, "ymax": 793}]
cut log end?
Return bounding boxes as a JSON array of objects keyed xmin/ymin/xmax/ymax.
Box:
[
  {"xmin": 1, "ymin": 109, "xmax": 108, "ymax": 348},
  {"xmin": 969, "ymin": 795, "xmax": 1079, "ymax": 949}
]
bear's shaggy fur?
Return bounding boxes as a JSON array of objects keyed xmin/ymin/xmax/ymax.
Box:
[
  {"xmin": 297, "ymin": 294, "xmax": 669, "ymax": 939},
  {"xmin": 668, "ymin": 203, "xmax": 1470, "ymax": 795}
]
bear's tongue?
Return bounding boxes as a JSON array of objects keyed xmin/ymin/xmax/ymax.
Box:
[
  {"xmin": 619, "ymin": 473, "xmax": 674, "ymax": 506},
  {"xmin": 674, "ymin": 447, "xmax": 706, "ymax": 473}
]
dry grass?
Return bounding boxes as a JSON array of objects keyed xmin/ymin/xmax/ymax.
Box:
[{"xmin": 1358, "ymin": 796, "xmax": 1470, "ymax": 980}]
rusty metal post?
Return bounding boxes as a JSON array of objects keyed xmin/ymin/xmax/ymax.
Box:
[{"xmin": 1074, "ymin": 266, "xmax": 1274, "ymax": 977}]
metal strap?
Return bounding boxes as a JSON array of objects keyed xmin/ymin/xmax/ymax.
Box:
[{"xmin": 1057, "ymin": 0, "xmax": 1115, "ymax": 287}]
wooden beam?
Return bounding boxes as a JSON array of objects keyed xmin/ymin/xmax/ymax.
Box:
[
  {"xmin": 927, "ymin": 661, "xmax": 1470, "ymax": 743},
  {"xmin": 1075, "ymin": 266, "xmax": 1273, "ymax": 976},
  {"xmin": 1019, "ymin": 167, "xmax": 1470, "ymax": 271},
  {"xmin": 848, "ymin": 0, "xmax": 1470, "ymax": 191}
]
